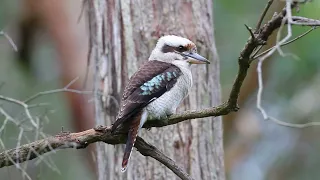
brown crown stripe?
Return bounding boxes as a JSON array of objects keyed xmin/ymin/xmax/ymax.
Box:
[{"xmin": 185, "ymin": 43, "xmax": 195, "ymax": 51}]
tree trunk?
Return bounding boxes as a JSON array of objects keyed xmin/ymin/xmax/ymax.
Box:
[{"xmin": 90, "ymin": 0, "xmax": 224, "ymax": 179}]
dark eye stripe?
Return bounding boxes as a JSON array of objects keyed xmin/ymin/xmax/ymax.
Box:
[
  {"xmin": 161, "ymin": 44, "xmax": 188, "ymax": 53},
  {"xmin": 161, "ymin": 44, "xmax": 175, "ymax": 53}
]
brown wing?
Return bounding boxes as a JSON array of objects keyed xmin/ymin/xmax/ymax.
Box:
[{"xmin": 111, "ymin": 60, "xmax": 182, "ymax": 132}]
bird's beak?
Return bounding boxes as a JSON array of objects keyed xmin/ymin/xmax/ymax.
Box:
[{"xmin": 182, "ymin": 52, "xmax": 210, "ymax": 64}]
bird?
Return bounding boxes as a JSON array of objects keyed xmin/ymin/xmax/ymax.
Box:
[{"xmin": 111, "ymin": 35, "xmax": 210, "ymax": 172}]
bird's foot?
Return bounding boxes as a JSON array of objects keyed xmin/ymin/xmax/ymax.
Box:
[{"xmin": 161, "ymin": 114, "xmax": 171, "ymax": 125}]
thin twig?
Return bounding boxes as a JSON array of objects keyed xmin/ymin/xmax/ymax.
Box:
[
  {"xmin": 0, "ymin": 95, "xmax": 38, "ymax": 128},
  {"xmin": 24, "ymin": 77, "xmax": 93, "ymax": 103},
  {"xmin": 23, "ymin": 135, "xmax": 61, "ymax": 174},
  {"xmin": 252, "ymin": 27, "xmax": 316, "ymax": 60},
  {"xmin": 0, "ymin": 126, "xmax": 193, "ymax": 180},
  {"xmin": 0, "ymin": 107, "xmax": 21, "ymax": 129},
  {"xmin": 268, "ymin": 116, "xmax": 320, "ymax": 128},
  {"xmin": 255, "ymin": 1, "xmax": 320, "ymax": 128},
  {"xmin": 291, "ymin": 16, "xmax": 320, "ymax": 26},
  {"xmin": 0, "ymin": 2, "xmax": 319, "ymax": 180},
  {"xmin": 245, "ymin": 24, "xmax": 256, "ymax": 40},
  {"xmin": 251, "ymin": 45, "xmax": 264, "ymax": 59},
  {"xmin": 0, "ymin": 30, "xmax": 18, "ymax": 52},
  {"xmin": 0, "ymin": 139, "xmax": 32, "ymax": 180},
  {"xmin": 255, "ymin": 0, "xmax": 274, "ymax": 33},
  {"xmin": 256, "ymin": 1, "xmax": 294, "ymax": 122}
]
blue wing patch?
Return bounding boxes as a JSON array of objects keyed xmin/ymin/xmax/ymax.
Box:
[{"xmin": 139, "ymin": 71, "xmax": 178, "ymax": 95}]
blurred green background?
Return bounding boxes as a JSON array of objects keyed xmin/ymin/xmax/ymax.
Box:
[{"xmin": 0, "ymin": 0, "xmax": 320, "ymax": 180}]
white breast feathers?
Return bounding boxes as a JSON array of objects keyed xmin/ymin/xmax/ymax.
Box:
[{"xmin": 145, "ymin": 60, "xmax": 192, "ymax": 120}]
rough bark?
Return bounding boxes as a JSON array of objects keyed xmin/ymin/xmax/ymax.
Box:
[{"xmin": 93, "ymin": 0, "xmax": 224, "ymax": 179}]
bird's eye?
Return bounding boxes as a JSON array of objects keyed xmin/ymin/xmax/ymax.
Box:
[{"xmin": 175, "ymin": 45, "xmax": 186, "ymax": 53}]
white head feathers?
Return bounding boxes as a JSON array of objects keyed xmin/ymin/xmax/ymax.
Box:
[
  {"xmin": 155, "ymin": 35, "xmax": 194, "ymax": 49},
  {"xmin": 149, "ymin": 35, "xmax": 196, "ymax": 63}
]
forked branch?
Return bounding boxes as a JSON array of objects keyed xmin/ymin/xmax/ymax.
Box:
[{"xmin": 0, "ymin": 1, "xmax": 319, "ymax": 180}]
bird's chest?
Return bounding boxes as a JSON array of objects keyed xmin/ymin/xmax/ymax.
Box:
[{"xmin": 146, "ymin": 69, "xmax": 192, "ymax": 119}]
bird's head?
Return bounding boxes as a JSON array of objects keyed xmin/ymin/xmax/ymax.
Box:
[{"xmin": 149, "ymin": 35, "xmax": 210, "ymax": 65}]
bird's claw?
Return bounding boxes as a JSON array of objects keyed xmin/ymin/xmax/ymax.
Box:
[{"xmin": 162, "ymin": 114, "xmax": 171, "ymax": 125}]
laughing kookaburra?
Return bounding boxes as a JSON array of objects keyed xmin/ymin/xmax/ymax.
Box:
[{"xmin": 111, "ymin": 35, "xmax": 210, "ymax": 172}]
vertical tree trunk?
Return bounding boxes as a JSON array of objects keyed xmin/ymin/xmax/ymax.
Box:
[{"xmin": 90, "ymin": 0, "xmax": 224, "ymax": 179}]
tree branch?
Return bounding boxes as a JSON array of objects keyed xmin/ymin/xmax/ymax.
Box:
[
  {"xmin": 135, "ymin": 137, "xmax": 194, "ymax": 180},
  {"xmin": 253, "ymin": 26, "xmax": 316, "ymax": 60},
  {"xmin": 0, "ymin": 30, "xmax": 18, "ymax": 52},
  {"xmin": 291, "ymin": 16, "xmax": 320, "ymax": 26},
  {"xmin": 0, "ymin": 1, "xmax": 318, "ymax": 179},
  {"xmin": 0, "ymin": 126, "xmax": 193, "ymax": 180},
  {"xmin": 0, "ymin": 128, "xmax": 108, "ymax": 168},
  {"xmin": 255, "ymin": 0, "xmax": 274, "ymax": 33}
]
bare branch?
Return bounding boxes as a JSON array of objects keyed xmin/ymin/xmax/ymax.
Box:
[
  {"xmin": 0, "ymin": 30, "xmax": 18, "ymax": 52},
  {"xmin": 24, "ymin": 77, "xmax": 93, "ymax": 103},
  {"xmin": 255, "ymin": 0, "xmax": 274, "ymax": 33},
  {"xmin": 291, "ymin": 16, "xmax": 320, "ymax": 26},
  {"xmin": 135, "ymin": 137, "xmax": 194, "ymax": 180},
  {"xmin": 245, "ymin": 24, "xmax": 256, "ymax": 40},
  {"xmin": 144, "ymin": 102, "xmax": 231, "ymax": 128},
  {"xmin": 0, "ymin": 95, "xmax": 38, "ymax": 128},
  {"xmin": 268, "ymin": 116, "xmax": 320, "ymax": 128},
  {"xmin": 253, "ymin": 27, "xmax": 316, "ymax": 60},
  {"xmin": 251, "ymin": 45, "xmax": 264, "ymax": 59},
  {"xmin": 256, "ymin": 1, "xmax": 295, "ymax": 125},
  {"xmin": 0, "ymin": 1, "xmax": 319, "ymax": 179},
  {"xmin": 0, "ymin": 126, "xmax": 192, "ymax": 180},
  {"xmin": 0, "ymin": 139, "xmax": 32, "ymax": 180},
  {"xmin": 0, "ymin": 107, "xmax": 21, "ymax": 129},
  {"xmin": 255, "ymin": 1, "xmax": 320, "ymax": 128}
]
